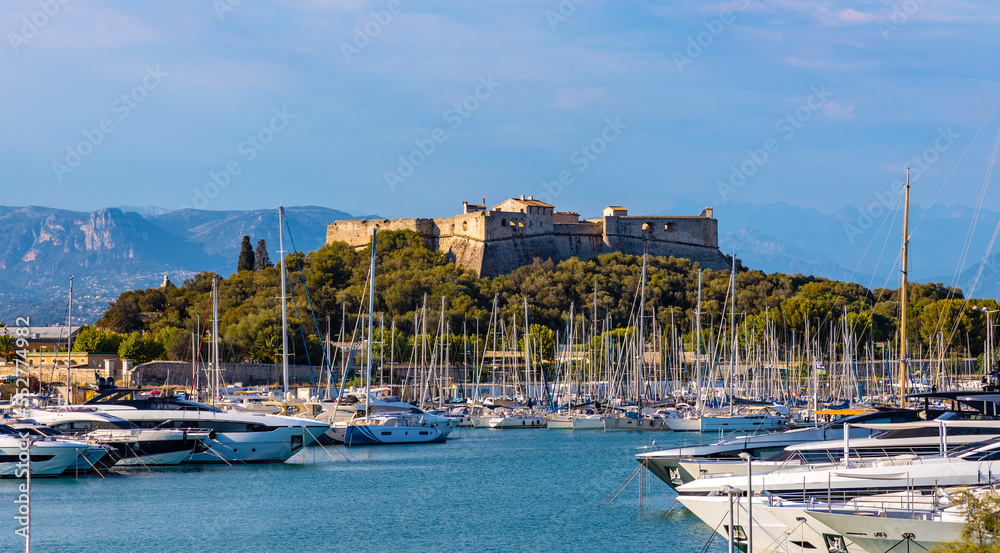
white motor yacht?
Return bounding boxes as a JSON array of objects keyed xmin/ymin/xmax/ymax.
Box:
[
  {"xmin": 82, "ymin": 386, "xmax": 329, "ymax": 464},
  {"xmin": 0, "ymin": 424, "xmax": 91, "ymax": 477},
  {"xmin": 677, "ymin": 435, "xmax": 1000, "ymax": 501},
  {"xmin": 637, "ymin": 408, "xmax": 923, "ymax": 487},
  {"xmin": 26, "ymin": 409, "xmax": 211, "ymax": 466}
]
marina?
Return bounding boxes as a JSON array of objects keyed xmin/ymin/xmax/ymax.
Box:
[
  {"xmin": 0, "ymin": 427, "xmax": 725, "ymax": 553},
  {"xmin": 3, "ymin": 2, "xmax": 1000, "ymax": 551}
]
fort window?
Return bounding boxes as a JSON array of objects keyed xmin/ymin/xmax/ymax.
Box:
[
  {"xmin": 664, "ymin": 223, "xmax": 673, "ymax": 231},
  {"xmin": 518, "ymin": 220, "xmax": 525, "ymax": 228},
  {"xmin": 642, "ymin": 222, "xmax": 652, "ymax": 231},
  {"xmin": 462, "ymin": 221, "xmax": 468, "ymax": 231},
  {"xmin": 502, "ymin": 218, "xmax": 507, "ymax": 226}
]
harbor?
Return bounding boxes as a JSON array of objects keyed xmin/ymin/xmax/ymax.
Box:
[
  {"xmin": 0, "ymin": 427, "xmax": 725, "ymax": 553},
  {"xmin": 4, "ymin": 1, "xmax": 1000, "ymax": 551}
]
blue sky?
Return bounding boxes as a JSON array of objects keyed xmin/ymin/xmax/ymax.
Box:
[{"xmin": 2, "ymin": 0, "xmax": 999, "ymax": 220}]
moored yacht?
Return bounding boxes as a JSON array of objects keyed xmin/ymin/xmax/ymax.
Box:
[
  {"xmin": 335, "ymin": 227, "xmax": 451, "ymax": 447},
  {"xmin": 546, "ymin": 410, "xmax": 603, "ymax": 430},
  {"xmin": 82, "ymin": 385, "xmax": 329, "ymax": 464},
  {"xmin": 9, "ymin": 423, "xmax": 114, "ymax": 474},
  {"xmin": 0, "ymin": 424, "xmax": 92, "ymax": 477},
  {"xmin": 489, "ymin": 411, "xmax": 546, "ymax": 428},
  {"xmin": 676, "ymin": 435, "xmax": 1000, "ymax": 501},
  {"xmin": 637, "ymin": 408, "xmax": 919, "ymax": 487},
  {"xmin": 25, "ymin": 409, "xmax": 211, "ymax": 466},
  {"xmin": 343, "ymin": 413, "xmax": 446, "ymax": 445}
]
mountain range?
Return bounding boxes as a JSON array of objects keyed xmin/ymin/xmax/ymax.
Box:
[
  {"xmin": 2, "ymin": 200, "xmax": 998, "ymax": 325},
  {"xmin": 0, "ymin": 205, "xmax": 359, "ymax": 325}
]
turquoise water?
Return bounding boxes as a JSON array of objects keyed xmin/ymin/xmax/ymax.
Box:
[{"xmin": 1, "ymin": 429, "xmax": 725, "ymax": 552}]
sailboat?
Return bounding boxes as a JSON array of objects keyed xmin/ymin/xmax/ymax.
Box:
[
  {"xmin": 664, "ymin": 261, "xmax": 790, "ymax": 432},
  {"xmin": 342, "ymin": 227, "xmax": 446, "ymax": 446}
]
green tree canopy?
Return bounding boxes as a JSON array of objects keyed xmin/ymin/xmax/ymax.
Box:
[
  {"xmin": 118, "ymin": 332, "xmax": 167, "ymax": 364},
  {"xmin": 254, "ymin": 238, "xmax": 272, "ymax": 270},
  {"xmin": 72, "ymin": 326, "xmax": 125, "ymax": 353},
  {"xmin": 238, "ymin": 235, "xmax": 255, "ymax": 272}
]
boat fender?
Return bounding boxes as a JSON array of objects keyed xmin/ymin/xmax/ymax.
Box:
[{"xmin": 209, "ymin": 430, "xmax": 217, "ymax": 440}]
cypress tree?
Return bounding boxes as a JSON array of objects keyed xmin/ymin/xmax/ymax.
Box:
[
  {"xmin": 238, "ymin": 235, "xmax": 255, "ymax": 272},
  {"xmin": 254, "ymin": 239, "xmax": 273, "ymax": 270}
]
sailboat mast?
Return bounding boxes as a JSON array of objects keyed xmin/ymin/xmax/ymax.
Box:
[
  {"xmin": 366, "ymin": 227, "xmax": 377, "ymax": 422},
  {"xmin": 638, "ymin": 252, "xmax": 647, "ymax": 407},
  {"xmin": 65, "ymin": 275, "xmax": 73, "ymax": 406},
  {"xmin": 899, "ymin": 169, "xmax": 910, "ymax": 406},
  {"xmin": 524, "ymin": 296, "xmax": 531, "ymax": 405},
  {"xmin": 212, "ymin": 277, "xmax": 220, "ymax": 407},
  {"xmin": 279, "ymin": 206, "xmax": 289, "ymax": 395},
  {"xmin": 696, "ymin": 269, "xmax": 703, "ymax": 415},
  {"xmin": 729, "ymin": 254, "xmax": 736, "ymax": 416}
]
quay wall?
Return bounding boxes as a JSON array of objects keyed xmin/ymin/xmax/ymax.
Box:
[{"xmin": 327, "ymin": 200, "xmax": 729, "ymax": 277}]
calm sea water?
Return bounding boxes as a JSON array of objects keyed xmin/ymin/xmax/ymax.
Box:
[{"xmin": 1, "ymin": 428, "xmax": 726, "ymax": 553}]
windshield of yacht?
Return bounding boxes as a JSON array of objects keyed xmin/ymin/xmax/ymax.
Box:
[{"xmin": 951, "ymin": 437, "xmax": 1000, "ymax": 459}]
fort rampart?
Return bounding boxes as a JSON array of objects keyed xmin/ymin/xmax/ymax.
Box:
[{"xmin": 327, "ymin": 197, "xmax": 729, "ymax": 276}]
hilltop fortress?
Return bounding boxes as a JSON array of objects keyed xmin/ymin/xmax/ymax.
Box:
[{"xmin": 326, "ymin": 196, "xmax": 730, "ymax": 277}]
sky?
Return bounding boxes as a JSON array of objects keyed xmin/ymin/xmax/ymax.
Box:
[{"xmin": 2, "ymin": 0, "xmax": 1000, "ymax": 220}]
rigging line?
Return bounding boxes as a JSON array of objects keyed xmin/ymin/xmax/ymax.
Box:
[
  {"xmin": 847, "ymin": 183, "xmax": 904, "ymax": 288},
  {"xmin": 944, "ymin": 123, "xmax": 999, "ymax": 299},
  {"xmin": 697, "ymin": 512, "xmax": 728, "ymax": 553},
  {"xmin": 286, "ymin": 282, "xmax": 318, "ymax": 387},
  {"xmin": 839, "ymin": 91, "xmax": 1000, "ymax": 345},
  {"xmin": 300, "ymin": 425, "xmax": 349, "ymax": 463},
  {"xmin": 912, "ymin": 87, "xmax": 1000, "ymax": 237},
  {"xmin": 282, "ymin": 216, "xmax": 333, "ymax": 382},
  {"xmin": 862, "ymin": 188, "xmax": 903, "ymax": 296},
  {"xmin": 940, "ymin": 127, "xmax": 1000, "ymax": 350},
  {"xmin": 331, "ymin": 286, "xmax": 369, "ymax": 414},
  {"xmin": 850, "ymin": 197, "xmax": 904, "ymax": 343}
]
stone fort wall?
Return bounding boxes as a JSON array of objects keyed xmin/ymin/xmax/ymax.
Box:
[{"xmin": 326, "ymin": 198, "xmax": 729, "ymax": 276}]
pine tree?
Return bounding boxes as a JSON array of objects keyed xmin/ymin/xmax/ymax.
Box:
[
  {"xmin": 238, "ymin": 235, "xmax": 255, "ymax": 272},
  {"xmin": 254, "ymin": 239, "xmax": 273, "ymax": 270}
]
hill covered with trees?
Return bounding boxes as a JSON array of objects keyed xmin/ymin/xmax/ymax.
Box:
[{"xmin": 81, "ymin": 230, "xmax": 997, "ymax": 368}]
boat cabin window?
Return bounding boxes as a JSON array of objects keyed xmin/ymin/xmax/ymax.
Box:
[
  {"xmin": 962, "ymin": 448, "xmax": 1000, "ymax": 461},
  {"xmin": 151, "ymin": 420, "xmax": 276, "ymax": 433}
]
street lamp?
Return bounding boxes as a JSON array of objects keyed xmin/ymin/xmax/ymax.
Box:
[
  {"xmin": 974, "ymin": 306, "xmax": 997, "ymax": 383},
  {"xmin": 738, "ymin": 452, "xmax": 754, "ymax": 553},
  {"xmin": 718, "ymin": 485, "xmax": 743, "ymax": 553}
]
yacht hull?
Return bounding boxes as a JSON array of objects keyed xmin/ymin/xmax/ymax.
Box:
[
  {"xmin": 601, "ymin": 416, "xmax": 663, "ymax": 431},
  {"xmin": 0, "ymin": 439, "xmax": 89, "ymax": 477},
  {"xmin": 344, "ymin": 424, "xmax": 445, "ymax": 445},
  {"xmin": 807, "ymin": 510, "xmax": 962, "ymax": 553}
]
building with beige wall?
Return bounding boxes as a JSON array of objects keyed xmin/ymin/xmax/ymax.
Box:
[{"xmin": 327, "ymin": 196, "xmax": 729, "ymax": 277}]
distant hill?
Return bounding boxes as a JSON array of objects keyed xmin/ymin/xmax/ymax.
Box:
[
  {"xmin": 666, "ymin": 200, "xmax": 1000, "ymax": 297},
  {"xmin": 6, "ymin": 199, "xmax": 999, "ymax": 325},
  {"xmin": 0, "ymin": 205, "xmax": 366, "ymax": 324}
]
